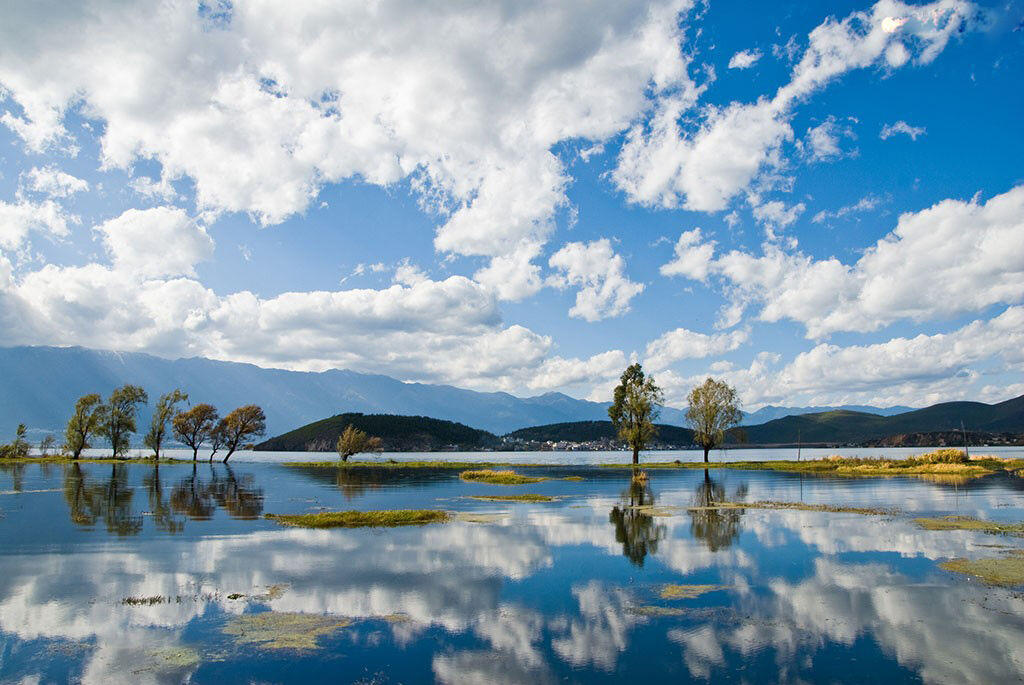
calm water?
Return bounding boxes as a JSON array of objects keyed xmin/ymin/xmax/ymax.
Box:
[{"xmin": 1, "ymin": 460, "xmax": 1023, "ymax": 683}]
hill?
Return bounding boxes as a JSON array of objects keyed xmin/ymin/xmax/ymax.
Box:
[
  {"xmin": 741, "ymin": 395, "xmax": 1024, "ymax": 445},
  {"xmin": 0, "ymin": 345, "xmax": 681, "ymax": 438},
  {"xmin": 506, "ymin": 421, "xmax": 694, "ymax": 447},
  {"xmin": 255, "ymin": 413, "xmax": 498, "ymax": 452}
]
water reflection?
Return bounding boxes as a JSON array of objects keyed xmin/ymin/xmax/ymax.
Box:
[
  {"xmin": 169, "ymin": 463, "xmax": 264, "ymax": 521},
  {"xmin": 608, "ymin": 473, "xmax": 665, "ymax": 567},
  {"xmin": 63, "ymin": 463, "xmax": 142, "ymax": 536},
  {"xmin": 689, "ymin": 470, "xmax": 747, "ymax": 551}
]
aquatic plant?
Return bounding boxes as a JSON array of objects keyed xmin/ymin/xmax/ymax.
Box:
[
  {"xmin": 223, "ymin": 612, "xmax": 350, "ymax": 650},
  {"xmin": 458, "ymin": 469, "xmax": 545, "ymax": 485},
  {"xmin": 940, "ymin": 550, "xmax": 1024, "ymax": 586},
  {"xmin": 660, "ymin": 584, "xmax": 725, "ymax": 599},
  {"xmin": 265, "ymin": 509, "xmax": 450, "ymax": 528},
  {"xmin": 468, "ymin": 494, "xmax": 554, "ymax": 502},
  {"xmin": 915, "ymin": 515, "xmax": 1024, "ymax": 535}
]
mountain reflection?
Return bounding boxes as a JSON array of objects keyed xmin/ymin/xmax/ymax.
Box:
[
  {"xmin": 609, "ymin": 474, "xmax": 665, "ymax": 567},
  {"xmin": 60, "ymin": 462, "xmax": 263, "ymax": 534},
  {"xmin": 688, "ymin": 470, "xmax": 746, "ymax": 551}
]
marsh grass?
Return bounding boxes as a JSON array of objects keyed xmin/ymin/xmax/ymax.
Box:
[
  {"xmin": 265, "ymin": 509, "xmax": 449, "ymax": 528},
  {"xmin": 223, "ymin": 612, "xmax": 350, "ymax": 650},
  {"xmin": 468, "ymin": 494, "xmax": 554, "ymax": 502},
  {"xmin": 626, "ymin": 605, "xmax": 687, "ymax": 617},
  {"xmin": 915, "ymin": 515, "xmax": 1024, "ymax": 535},
  {"xmin": 458, "ymin": 469, "xmax": 545, "ymax": 485},
  {"xmin": 659, "ymin": 584, "xmax": 724, "ymax": 600},
  {"xmin": 940, "ymin": 550, "xmax": 1024, "ymax": 586}
]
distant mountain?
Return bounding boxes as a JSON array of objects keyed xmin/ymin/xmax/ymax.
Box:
[
  {"xmin": 256, "ymin": 413, "xmax": 499, "ymax": 452},
  {"xmin": 740, "ymin": 404, "xmax": 913, "ymax": 426},
  {"xmin": 506, "ymin": 420, "xmax": 693, "ymax": 447},
  {"xmin": 740, "ymin": 396, "xmax": 1024, "ymax": 445},
  {"xmin": 0, "ymin": 345, "xmax": 680, "ymax": 439}
]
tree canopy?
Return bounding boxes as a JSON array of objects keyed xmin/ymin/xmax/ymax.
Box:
[
  {"xmin": 608, "ymin": 363, "xmax": 664, "ymax": 465},
  {"xmin": 686, "ymin": 377, "xmax": 742, "ymax": 463},
  {"xmin": 218, "ymin": 405, "xmax": 266, "ymax": 463},
  {"xmin": 336, "ymin": 424, "xmax": 382, "ymax": 462},
  {"xmin": 144, "ymin": 389, "xmax": 187, "ymax": 460},
  {"xmin": 173, "ymin": 403, "xmax": 220, "ymax": 461}
]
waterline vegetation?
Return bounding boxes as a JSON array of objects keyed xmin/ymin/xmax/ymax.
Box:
[
  {"xmin": 265, "ymin": 509, "xmax": 450, "ymax": 528},
  {"xmin": 458, "ymin": 469, "xmax": 546, "ymax": 485}
]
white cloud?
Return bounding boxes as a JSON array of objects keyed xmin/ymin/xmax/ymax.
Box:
[
  {"xmin": 0, "ymin": 199, "xmax": 73, "ymax": 250},
  {"xmin": 21, "ymin": 165, "xmax": 89, "ymax": 197},
  {"xmin": 661, "ymin": 185, "xmax": 1024, "ymax": 337},
  {"xmin": 95, "ymin": 207, "xmax": 213, "ymax": 278},
  {"xmin": 660, "ymin": 228, "xmax": 716, "ymax": 281},
  {"xmin": 811, "ymin": 194, "xmax": 883, "ymax": 223},
  {"xmin": 657, "ymin": 306, "xmax": 1024, "ymax": 408},
  {"xmin": 613, "ymin": 0, "xmax": 978, "ymax": 214},
  {"xmin": 880, "ymin": 120, "xmax": 927, "ymax": 140},
  {"xmin": 0, "ymin": 0, "xmax": 697, "ymax": 288},
  {"xmin": 644, "ymin": 327, "xmax": 749, "ymax": 370},
  {"xmin": 548, "ymin": 239, "xmax": 645, "ymax": 322},
  {"xmin": 801, "ymin": 117, "xmax": 855, "ymax": 162},
  {"xmin": 728, "ymin": 49, "xmax": 762, "ymax": 69},
  {"xmin": 750, "ymin": 198, "xmax": 806, "ymax": 229}
]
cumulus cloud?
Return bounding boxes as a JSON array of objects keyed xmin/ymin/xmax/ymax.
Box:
[
  {"xmin": 94, "ymin": 207, "xmax": 213, "ymax": 278},
  {"xmin": 728, "ymin": 49, "xmax": 763, "ymax": 69},
  {"xmin": 880, "ymin": 120, "xmax": 927, "ymax": 140},
  {"xmin": 613, "ymin": 0, "xmax": 978, "ymax": 214},
  {"xmin": 644, "ymin": 327, "xmax": 749, "ymax": 370},
  {"xmin": 0, "ymin": 0, "xmax": 698, "ymax": 291},
  {"xmin": 0, "ymin": 199, "xmax": 73, "ymax": 250},
  {"xmin": 548, "ymin": 239, "xmax": 645, "ymax": 322},
  {"xmin": 660, "ymin": 228, "xmax": 716, "ymax": 281},
  {"xmin": 661, "ymin": 185, "xmax": 1024, "ymax": 338},
  {"xmin": 811, "ymin": 194, "xmax": 883, "ymax": 223},
  {"xmin": 21, "ymin": 165, "xmax": 89, "ymax": 197},
  {"xmin": 657, "ymin": 306, "xmax": 1024, "ymax": 408}
]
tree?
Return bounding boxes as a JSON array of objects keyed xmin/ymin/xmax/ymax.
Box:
[
  {"xmin": 144, "ymin": 389, "xmax": 188, "ymax": 460},
  {"xmin": 0, "ymin": 424, "xmax": 30, "ymax": 459},
  {"xmin": 172, "ymin": 404, "xmax": 219, "ymax": 461},
  {"xmin": 608, "ymin": 363, "xmax": 664, "ymax": 465},
  {"xmin": 208, "ymin": 420, "xmax": 227, "ymax": 462},
  {"xmin": 218, "ymin": 405, "xmax": 266, "ymax": 463},
  {"xmin": 64, "ymin": 393, "xmax": 105, "ymax": 459},
  {"xmin": 39, "ymin": 435, "xmax": 56, "ymax": 457},
  {"xmin": 686, "ymin": 377, "xmax": 742, "ymax": 463},
  {"xmin": 336, "ymin": 424, "xmax": 382, "ymax": 462},
  {"xmin": 98, "ymin": 385, "xmax": 149, "ymax": 458}
]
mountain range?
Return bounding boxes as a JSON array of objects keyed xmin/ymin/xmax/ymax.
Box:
[{"xmin": 0, "ymin": 345, "xmax": 915, "ymax": 440}]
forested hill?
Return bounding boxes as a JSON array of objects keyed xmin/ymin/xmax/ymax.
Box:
[
  {"xmin": 740, "ymin": 394, "xmax": 1024, "ymax": 445},
  {"xmin": 505, "ymin": 421, "xmax": 694, "ymax": 446},
  {"xmin": 255, "ymin": 413, "xmax": 499, "ymax": 452}
]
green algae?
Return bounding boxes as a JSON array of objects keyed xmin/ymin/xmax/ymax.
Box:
[
  {"xmin": 458, "ymin": 469, "xmax": 545, "ymax": 485},
  {"xmin": 266, "ymin": 509, "xmax": 449, "ymax": 528},
  {"xmin": 915, "ymin": 515, "xmax": 1024, "ymax": 535},
  {"xmin": 660, "ymin": 584, "xmax": 725, "ymax": 600},
  {"xmin": 940, "ymin": 550, "xmax": 1024, "ymax": 586},
  {"xmin": 468, "ymin": 494, "xmax": 554, "ymax": 502},
  {"xmin": 223, "ymin": 612, "xmax": 351, "ymax": 650}
]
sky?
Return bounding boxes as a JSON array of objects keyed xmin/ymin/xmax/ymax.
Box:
[{"xmin": 0, "ymin": 0, "xmax": 1022, "ymax": 410}]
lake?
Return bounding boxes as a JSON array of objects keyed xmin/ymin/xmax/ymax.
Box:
[{"xmin": 1, "ymin": 459, "xmax": 1023, "ymax": 683}]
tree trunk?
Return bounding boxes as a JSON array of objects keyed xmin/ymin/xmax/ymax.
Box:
[
  {"xmin": 703, "ymin": 446, "xmax": 709, "ymax": 463},
  {"xmin": 192, "ymin": 445, "xmax": 198, "ymax": 461},
  {"xmin": 632, "ymin": 445, "xmax": 639, "ymax": 465},
  {"xmin": 222, "ymin": 448, "xmax": 234, "ymax": 464}
]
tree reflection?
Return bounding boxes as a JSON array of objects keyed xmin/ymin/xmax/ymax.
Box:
[
  {"xmin": 0, "ymin": 461, "xmax": 26, "ymax": 492},
  {"xmin": 59, "ymin": 462, "xmax": 263, "ymax": 534},
  {"xmin": 609, "ymin": 472, "xmax": 665, "ymax": 567},
  {"xmin": 62, "ymin": 463, "xmax": 142, "ymax": 536},
  {"xmin": 143, "ymin": 465, "xmax": 184, "ymax": 534},
  {"xmin": 688, "ymin": 470, "xmax": 746, "ymax": 551}
]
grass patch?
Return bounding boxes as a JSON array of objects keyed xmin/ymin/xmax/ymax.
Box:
[
  {"xmin": 940, "ymin": 550, "xmax": 1024, "ymax": 586},
  {"xmin": 283, "ymin": 460, "xmax": 520, "ymax": 469},
  {"xmin": 915, "ymin": 515, "xmax": 1024, "ymax": 535},
  {"xmin": 0, "ymin": 456, "xmax": 192, "ymax": 465},
  {"xmin": 468, "ymin": 494, "xmax": 554, "ymax": 502},
  {"xmin": 122, "ymin": 595, "xmax": 167, "ymax": 606},
  {"xmin": 626, "ymin": 605, "xmax": 687, "ymax": 617},
  {"xmin": 142, "ymin": 646, "xmax": 200, "ymax": 671},
  {"xmin": 660, "ymin": 584, "xmax": 725, "ymax": 600},
  {"xmin": 453, "ymin": 512, "xmax": 507, "ymax": 523},
  {"xmin": 746, "ymin": 500, "xmax": 896, "ymax": 515},
  {"xmin": 459, "ymin": 469, "xmax": 545, "ymax": 485},
  {"xmin": 223, "ymin": 612, "xmax": 350, "ymax": 650},
  {"xmin": 265, "ymin": 509, "xmax": 449, "ymax": 528},
  {"xmin": 562, "ymin": 476, "xmax": 585, "ymax": 481}
]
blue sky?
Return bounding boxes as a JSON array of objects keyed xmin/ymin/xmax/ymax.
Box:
[{"xmin": 0, "ymin": 0, "xmax": 1022, "ymax": 409}]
